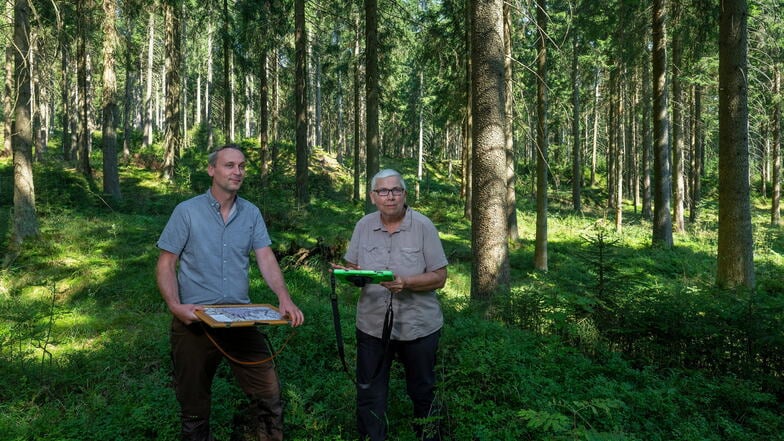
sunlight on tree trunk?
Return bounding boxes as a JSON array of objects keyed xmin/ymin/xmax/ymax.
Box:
[
  {"xmin": 11, "ymin": 0, "xmax": 39, "ymax": 248},
  {"xmin": 471, "ymin": 0, "xmax": 510, "ymax": 302}
]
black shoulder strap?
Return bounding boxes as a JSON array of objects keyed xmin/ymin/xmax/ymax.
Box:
[
  {"xmin": 330, "ymin": 271, "xmax": 394, "ymax": 388},
  {"xmin": 330, "ymin": 271, "xmax": 355, "ymax": 383}
]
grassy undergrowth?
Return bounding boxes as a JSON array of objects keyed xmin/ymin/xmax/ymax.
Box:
[{"xmin": 1, "ymin": 143, "xmax": 783, "ymax": 440}]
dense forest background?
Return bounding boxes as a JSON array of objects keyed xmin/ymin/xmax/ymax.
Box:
[{"xmin": 1, "ymin": 0, "xmax": 783, "ymax": 439}]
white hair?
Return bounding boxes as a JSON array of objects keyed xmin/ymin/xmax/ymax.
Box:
[{"xmin": 370, "ymin": 169, "xmax": 407, "ymax": 190}]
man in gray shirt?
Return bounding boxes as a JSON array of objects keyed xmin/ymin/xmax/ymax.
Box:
[
  {"xmin": 157, "ymin": 145, "xmax": 304, "ymax": 441},
  {"xmin": 338, "ymin": 169, "xmax": 447, "ymax": 441}
]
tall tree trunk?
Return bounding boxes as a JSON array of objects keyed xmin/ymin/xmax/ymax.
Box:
[
  {"xmin": 671, "ymin": 3, "xmax": 685, "ymax": 232},
  {"xmin": 206, "ymin": 17, "xmax": 214, "ymax": 150},
  {"xmin": 690, "ymin": 83, "xmax": 703, "ymax": 223},
  {"xmin": 352, "ymin": 13, "xmax": 362, "ymax": 203},
  {"xmin": 144, "ymin": 11, "xmax": 154, "ymax": 148},
  {"xmin": 590, "ymin": 67, "xmax": 600, "ymax": 187},
  {"xmin": 651, "ymin": 0, "xmax": 673, "ymax": 248},
  {"xmin": 416, "ymin": 71, "xmax": 424, "ymax": 199},
  {"xmin": 314, "ymin": 41, "xmax": 322, "ymax": 149},
  {"xmin": 571, "ymin": 31, "xmax": 581, "ymax": 212},
  {"xmin": 504, "ymin": 1, "xmax": 518, "ymax": 240},
  {"xmin": 534, "ymin": 0, "xmax": 548, "ymax": 271},
  {"xmin": 641, "ymin": 47, "xmax": 653, "ymax": 220},
  {"xmin": 463, "ymin": 3, "xmax": 472, "ymax": 220},
  {"xmin": 717, "ymin": 0, "xmax": 754, "ymax": 289},
  {"xmin": 772, "ymin": 65, "xmax": 781, "ymax": 227},
  {"xmin": 5, "ymin": 0, "xmax": 15, "ymax": 157},
  {"xmin": 102, "ymin": 0, "xmax": 121, "ymax": 199},
  {"xmin": 364, "ymin": 0, "xmax": 379, "ymax": 212},
  {"xmin": 31, "ymin": 30, "xmax": 43, "ymax": 161},
  {"xmin": 223, "ymin": 0, "xmax": 232, "ymax": 142},
  {"xmin": 122, "ymin": 47, "xmax": 134, "ymax": 160},
  {"xmin": 77, "ymin": 2, "xmax": 92, "ymax": 176},
  {"xmin": 11, "ymin": 0, "xmax": 39, "ymax": 247},
  {"xmin": 162, "ymin": 0, "xmax": 182, "ymax": 181},
  {"xmin": 271, "ymin": 47, "xmax": 279, "ymax": 162},
  {"xmin": 295, "ymin": 0, "xmax": 309, "ymax": 204},
  {"xmin": 614, "ymin": 73, "xmax": 624, "ymax": 232},
  {"xmin": 471, "ymin": 0, "xmax": 510, "ymax": 302},
  {"xmin": 259, "ymin": 49, "xmax": 270, "ymax": 183}
]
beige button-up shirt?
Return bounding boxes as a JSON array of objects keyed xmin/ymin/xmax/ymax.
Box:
[{"xmin": 344, "ymin": 207, "xmax": 448, "ymax": 340}]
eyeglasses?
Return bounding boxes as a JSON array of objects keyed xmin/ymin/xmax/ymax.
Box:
[{"xmin": 373, "ymin": 187, "xmax": 405, "ymax": 197}]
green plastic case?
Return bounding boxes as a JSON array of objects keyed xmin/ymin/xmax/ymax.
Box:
[{"xmin": 333, "ymin": 269, "xmax": 395, "ymax": 286}]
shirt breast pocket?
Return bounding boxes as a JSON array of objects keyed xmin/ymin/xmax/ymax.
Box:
[
  {"xmin": 400, "ymin": 246, "xmax": 425, "ymax": 270},
  {"xmin": 361, "ymin": 244, "xmax": 388, "ymax": 269}
]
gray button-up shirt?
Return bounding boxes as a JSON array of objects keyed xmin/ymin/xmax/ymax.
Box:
[
  {"xmin": 157, "ymin": 190, "xmax": 272, "ymax": 305},
  {"xmin": 344, "ymin": 207, "xmax": 448, "ymax": 341}
]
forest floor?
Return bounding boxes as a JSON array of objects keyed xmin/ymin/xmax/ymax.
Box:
[{"xmin": 1, "ymin": 144, "xmax": 783, "ymax": 440}]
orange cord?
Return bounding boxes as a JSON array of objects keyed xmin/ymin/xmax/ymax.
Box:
[{"xmin": 203, "ymin": 327, "xmax": 297, "ymax": 366}]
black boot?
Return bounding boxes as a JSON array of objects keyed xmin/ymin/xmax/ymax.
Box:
[{"xmin": 181, "ymin": 415, "xmax": 216, "ymax": 441}]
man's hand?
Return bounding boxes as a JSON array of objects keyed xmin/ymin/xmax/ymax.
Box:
[
  {"xmin": 278, "ymin": 299, "xmax": 304, "ymax": 327},
  {"xmin": 169, "ymin": 303, "xmax": 204, "ymax": 325}
]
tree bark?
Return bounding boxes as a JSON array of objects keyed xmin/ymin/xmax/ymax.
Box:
[
  {"xmin": 642, "ymin": 48, "xmax": 653, "ymax": 220},
  {"xmin": 364, "ymin": 0, "xmax": 379, "ymax": 212},
  {"xmin": 101, "ymin": 0, "xmax": 122, "ymax": 198},
  {"xmin": 295, "ymin": 0, "xmax": 309, "ymax": 204},
  {"xmin": 162, "ymin": 0, "xmax": 182, "ymax": 181},
  {"xmin": 671, "ymin": 3, "xmax": 685, "ymax": 233},
  {"xmin": 259, "ymin": 49, "xmax": 270, "ymax": 183},
  {"xmin": 206, "ymin": 17, "xmax": 214, "ymax": 150},
  {"xmin": 534, "ymin": 0, "xmax": 549, "ymax": 271},
  {"xmin": 471, "ymin": 0, "xmax": 510, "ymax": 301},
  {"xmin": 463, "ymin": 2, "xmax": 472, "ymax": 220},
  {"xmin": 717, "ymin": 0, "xmax": 754, "ymax": 289},
  {"xmin": 76, "ymin": 1, "xmax": 92, "ymax": 176},
  {"xmin": 144, "ymin": 11, "xmax": 154, "ymax": 149},
  {"xmin": 223, "ymin": 0, "xmax": 232, "ymax": 142},
  {"xmin": 4, "ymin": 0, "xmax": 15, "ymax": 157},
  {"xmin": 352, "ymin": 12, "xmax": 362, "ymax": 203},
  {"xmin": 690, "ymin": 84, "xmax": 704, "ymax": 223},
  {"xmin": 571, "ymin": 30, "xmax": 581, "ymax": 213},
  {"xmin": 504, "ymin": 2, "xmax": 519, "ymax": 240},
  {"xmin": 11, "ymin": 0, "xmax": 39, "ymax": 247},
  {"xmin": 651, "ymin": 0, "xmax": 673, "ymax": 248},
  {"xmin": 771, "ymin": 66, "xmax": 781, "ymax": 227}
]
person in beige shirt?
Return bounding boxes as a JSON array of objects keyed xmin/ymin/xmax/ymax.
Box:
[{"xmin": 336, "ymin": 169, "xmax": 447, "ymax": 441}]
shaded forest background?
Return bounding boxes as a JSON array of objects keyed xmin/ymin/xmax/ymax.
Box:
[{"xmin": 0, "ymin": 0, "xmax": 783, "ymax": 439}]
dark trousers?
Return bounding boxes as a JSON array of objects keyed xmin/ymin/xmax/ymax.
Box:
[
  {"xmin": 356, "ymin": 328, "xmax": 441, "ymax": 441},
  {"xmin": 170, "ymin": 319, "xmax": 283, "ymax": 441}
]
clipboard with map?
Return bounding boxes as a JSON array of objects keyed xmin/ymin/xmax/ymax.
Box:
[{"xmin": 195, "ymin": 304, "xmax": 289, "ymax": 328}]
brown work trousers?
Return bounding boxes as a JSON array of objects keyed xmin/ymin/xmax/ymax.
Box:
[{"xmin": 171, "ymin": 318, "xmax": 283, "ymax": 441}]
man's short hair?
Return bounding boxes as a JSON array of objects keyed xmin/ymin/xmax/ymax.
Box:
[
  {"xmin": 371, "ymin": 169, "xmax": 407, "ymax": 191},
  {"xmin": 208, "ymin": 144, "xmax": 243, "ymax": 166}
]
